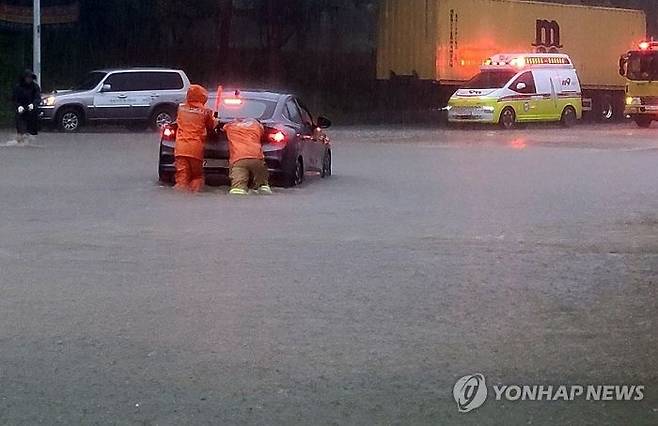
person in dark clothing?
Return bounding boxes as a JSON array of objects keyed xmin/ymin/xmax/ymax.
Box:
[{"xmin": 11, "ymin": 70, "xmax": 41, "ymax": 144}]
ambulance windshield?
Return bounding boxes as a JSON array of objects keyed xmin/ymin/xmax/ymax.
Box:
[{"xmin": 463, "ymin": 70, "xmax": 517, "ymax": 89}]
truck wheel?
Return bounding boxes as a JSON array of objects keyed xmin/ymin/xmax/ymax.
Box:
[
  {"xmin": 151, "ymin": 106, "xmax": 176, "ymax": 131},
  {"xmin": 560, "ymin": 106, "xmax": 577, "ymax": 128},
  {"xmin": 599, "ymin": 97, "xmax": 614, "ymax": 121},
  {"xmin": 634, "ymin": 116, "xmax": 653, "ymax": 128},
  {"xmin": 58, "ymin": 107, "xmax": 83, "ymax": 132},
  {"xmin": 499, "ymin": 107, "xmax": 516, "ymax": 130}
]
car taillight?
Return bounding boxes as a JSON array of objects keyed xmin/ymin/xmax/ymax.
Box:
[
  {"xmin": 267, "ymin": 130, "xmax": 286, "ymax": 144},
  {"xmin": 162, "ymin": 126, "xmax": 176, "ymax": 141}
]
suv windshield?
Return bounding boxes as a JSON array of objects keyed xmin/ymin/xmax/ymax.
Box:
[
  {"xmin": 625, "ymin": 52, "xmax": 658, "ymax": 81},
  {"xmin": 74, "ymin": 72, "xmax": 107, "ymax": 90},
  {"xmin": 463, "ymin": 71, "xmax": 517, "ymax": 89},
  {"xmin": 215, "ymin": 99, "xmax": 277, "ymax": 121}
]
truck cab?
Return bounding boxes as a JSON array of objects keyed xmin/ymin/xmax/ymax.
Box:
[
  {"xmin": 447, "ymin": 53, "xmax": 583, "ymax": 129},
  {"xmin": 620, "ymin": 41, "xmax": 658, "ymax": 128}
]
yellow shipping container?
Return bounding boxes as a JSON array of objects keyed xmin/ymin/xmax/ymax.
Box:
[{"xmin": 377, "ymin": 0, "xmax": 646, "ymax": 90}]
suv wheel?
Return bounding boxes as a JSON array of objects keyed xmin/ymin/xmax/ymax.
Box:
[
  {"xmin": 151, "ymin": 107, "xmax": 176, "ymax": 131},
  {"xmin": 58, "ymin": 108, "xmax": 83, "ymax": 132}
]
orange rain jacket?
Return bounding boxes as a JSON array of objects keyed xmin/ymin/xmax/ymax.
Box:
[
  {"xmin": 174, "ymin": 85, "xmax": 216, "ymax": 161},
  {"xmin": 223, "ymin": 119, "xmax": 265, "ymax": 166}
]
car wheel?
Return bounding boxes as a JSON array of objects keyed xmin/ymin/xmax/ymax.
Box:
[
  {"xmin": 58, "ymin": 108, "xmax": 83, "ymax": 132},
  {"xmin": 634, "ymin": 116, "xmax": 653, "ymax": 128},
  {"xmin": 151, "ymin": 107, "xmax": 176, "ymax": 131},
  {"xmin": 499, "ymin": 107, "xmax": 516, "ymax": 130},
  {"xmin": 159, "ymin": 170, "xmax": 174, "ymax": 185},
  {"xmin": 560, "ymin": 106, "xmax": 577, "ymax": 128},
  {"xmin": 320, "ymin": 150, "xmax": 332, "ymax": 178},
  {"xmin": 284, "ymin": 158, "xmax": 304, "ymax": 187}
]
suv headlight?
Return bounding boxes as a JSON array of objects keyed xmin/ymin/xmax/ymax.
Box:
[
  {"xmin": 42, "ymin": 96, "xmax": 56, "ymax": 106},
  {"xmin": 481, "ymin": 106, "xmax": 495, "ymax": 112},
  {"xmin": 626, "ymin": 97, "xmax": 642, "ymax": 106}
]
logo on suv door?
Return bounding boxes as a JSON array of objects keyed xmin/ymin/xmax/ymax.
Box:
[{"xmin": 532, "ymin": 19, "xmax": 562, "ymax": 52}]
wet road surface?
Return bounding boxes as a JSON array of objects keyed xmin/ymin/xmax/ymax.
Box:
[{"xmin": 0, "ymin": 124, "xmax": 657, "ymax": 425}]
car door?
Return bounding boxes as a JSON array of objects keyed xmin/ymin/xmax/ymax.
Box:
[
  {"xmin": 124, "ymin": 72, "xmax": 156, "ymax": 120},
  {"xmin": 131, "ymin": 71, "xmax": 185, "ymax": 120},
  {"xmin": 283, "ymin": 99, "xmax": 311, "ymax": 169},
  {"xmin": 534, "ymin": 69, "xmax": 560, "ymax": 120},
  {"xmin": 93, "ymin": 72, "xmax": 133, "ymax": 120},
  {"xmin": 294, "ymin": 99, "xmax": 324, "ymax": 171},
  {"xmin": 508, "ymin": 71, "xmax": 540, "ymax": 121}
]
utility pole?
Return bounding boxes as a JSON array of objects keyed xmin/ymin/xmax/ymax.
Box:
[{"xmin": 33, "ymin": 0, "xmax": 41, "ymax": 85}]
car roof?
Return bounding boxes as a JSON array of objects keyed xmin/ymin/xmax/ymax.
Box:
[{"xmin": 92, "ymin": 68, "xmax": 184, "ymax": 74}]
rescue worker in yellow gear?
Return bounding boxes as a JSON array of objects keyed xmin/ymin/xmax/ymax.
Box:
[
  {"xmin": 223, "ymin": 118, "xmax": 272, "ymax": 195},
  {"xmin": 174, "ymin": 85, "xmax": 217, "ymax": 192}
]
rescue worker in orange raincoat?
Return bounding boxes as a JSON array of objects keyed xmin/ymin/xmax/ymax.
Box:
[
  {"xmin": 223, "ymin": 118, "xmax": 272, "ymax": 195},
  {"xmin": 174, "ymin": 85, "xmax": 217, "ymax": 192}
]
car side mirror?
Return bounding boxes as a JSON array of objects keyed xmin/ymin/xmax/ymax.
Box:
[
  {"xmin": 100, "ymin": 84, "xmax": 112, "ymax": 92},
  {"xmin": 515, "ymin": 82, "xmax": 527, "ymax": 91},
  {"xmin": 619, "ymin": 56, "xmax": 627, "ymax": 77},
  {"xmin": 316, "ymin": 116, "xmax": 332, "ymax": 129}
]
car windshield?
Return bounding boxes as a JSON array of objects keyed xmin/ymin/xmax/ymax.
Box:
[
  {"xmin": 625, "ymin": 52, "xmax": 658, "ymax": 81},
  {"xmin": 462, "ymin": 71, "xmax": 517, "ymax": 89},
  {"xmin": 74, "ymin": 72, "xmax": 107, "ymax": 90},
  {"xmin": 213, "ymin": 98, "xmax": 277, "ymax": 121}
]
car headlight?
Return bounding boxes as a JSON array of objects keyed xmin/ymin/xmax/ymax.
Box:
[
  {"xmin": 482, "ymin": 106, "xmax": 495, "ymax": 112},
  {"xmin": 42, "ymin": 96, "xmax": 56, "ymax": 106},
  {"xmin": 626, "ymin": 97, "xmax": 642, "ymax": 106}
]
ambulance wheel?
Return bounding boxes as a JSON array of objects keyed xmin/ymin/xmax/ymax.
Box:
[
  {"xmin": 634, "ymin": 116, "xmax": 653, "ymax": 128},
  {"xmin": 499, "ymin": 107, "xmax": 516, "ymax": 130},
  {"xmin": 560, "ymin": 106, "xmax": 577, "ymax": 128}
]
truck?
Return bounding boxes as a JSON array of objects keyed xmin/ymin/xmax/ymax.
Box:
[
  {"xmin": 619, "ymin": 40, "xmax": 658, "ymax": 127},
  {"xmin": 377, "ymin": 0, "xmax": 646, "ymax": 121}
]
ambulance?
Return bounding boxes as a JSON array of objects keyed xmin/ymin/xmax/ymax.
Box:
[{"xmin": 447, "ymin": 53, "xmax": 583, "ymax": 128}]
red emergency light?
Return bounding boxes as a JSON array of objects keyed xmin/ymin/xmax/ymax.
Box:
[{"xmin": 224, "ymin": 98, "xmax": 243, "ymax": 106}]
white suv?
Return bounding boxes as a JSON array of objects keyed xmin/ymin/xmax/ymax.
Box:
[{"xmin": 40, "ymin": 68, "xmax": 190, "ymax": 132}]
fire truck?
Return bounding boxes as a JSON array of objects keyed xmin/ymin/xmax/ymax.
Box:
[{"xmin": 620, "ymin": 41, "xmax": 658, "ymax": 127}]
